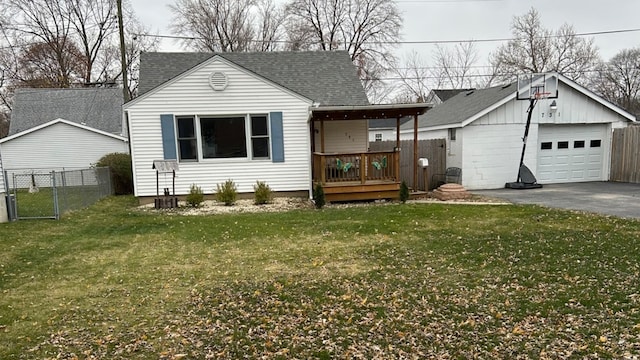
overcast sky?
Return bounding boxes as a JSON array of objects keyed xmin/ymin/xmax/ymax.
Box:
[{"xmin": 130, "ymin": 0, "xmax": 640, "ymax": 67}]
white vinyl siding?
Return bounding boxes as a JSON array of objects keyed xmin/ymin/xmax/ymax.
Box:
[
  {"xmin": 461, "ymin": 123, "xmax": 537, "ymax": 190},
  {"xmin": 0, "ymin": 122, "xmax": 128, "ymax": 171},
  {"xmin": 315, "ymin": 120, "xmax": 368, "ymax": 153},
  {"xmin": 126, "ymin": 58, "xmax": 313, "ymax": 197},
  {"xmin": 0, "ymin": 151, "xmax": 5, "ymax": 194}
]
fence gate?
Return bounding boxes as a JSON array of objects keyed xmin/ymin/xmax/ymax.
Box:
[{"xmin": 11, "ymin": 172, "xmax": 58, "ymax": 220}]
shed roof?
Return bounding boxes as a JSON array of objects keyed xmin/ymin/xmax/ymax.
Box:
[
  {"xmin": 138, "ymin": 51, "xmax": 369, "ymax": 106},
  {"xmin": 9, "ymin": 87, "xmax": 123, "ymax": 136}
]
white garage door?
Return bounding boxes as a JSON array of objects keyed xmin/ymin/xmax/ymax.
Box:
[{"xmin": 537, "ymin": 124, "xmax": 607, "ymax": 183}]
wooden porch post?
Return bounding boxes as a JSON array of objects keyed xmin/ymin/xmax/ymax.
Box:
[
  {"xmin": 396, "ymin": 116, "xmax": 400, "ymax": 149},
  {"xmin": 360, "ymin": 153, "xmax": 366, "ymax": 184},
  {"xmin": 320, "ymin": 119, "xmax": 325, "ymax": 153},
  {"xmin": 413, "ymin": 114, "xmax": 418, "ymax": 190},
  {"xmin": 395, "ymin": 116, "xmax": 401, "ymax": 183}
]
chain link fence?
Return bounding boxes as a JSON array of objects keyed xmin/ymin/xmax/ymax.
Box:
[{"xmin": 5, "ymin": 167, "xmax": 112, "ymax": 220}]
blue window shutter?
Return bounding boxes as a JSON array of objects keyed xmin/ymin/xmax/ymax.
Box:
[
  {"xmin": 270, "ymin": 112, "xmax": 284, "ymax": 163},
  {"xmin": 160, "ymin": 114, "xmax": 177, "ymax": 160}
]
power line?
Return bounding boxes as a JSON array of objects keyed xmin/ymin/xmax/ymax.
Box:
[{"xmin": 132, "ymin": 27, "xmax": 640, "ymax": 45}]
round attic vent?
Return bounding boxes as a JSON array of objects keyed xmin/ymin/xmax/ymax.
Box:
[{"xmin": 209, "ymin": 71, "xmax": 228, "ymax": 91}]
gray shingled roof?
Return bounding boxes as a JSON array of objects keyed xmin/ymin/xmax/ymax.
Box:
[
  {"xmin": 138, "ymin": 51, "xmax": 369, "ymax": 106},
  {"xmin": 9, "ymin": 88, "xmax": 124, "ymax": 136},
  {"xmin": 402, "ymin": 83, "xmax": 517, "ymax": 130},
  {"xmin": 432, "ymin": 89, "xmax": 474, "ymax": 102}
]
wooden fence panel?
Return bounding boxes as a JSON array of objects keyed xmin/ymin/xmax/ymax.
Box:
[
  {"xmin": 611, "ymin": 126, "xmax": 640, "ymax": 183},
  {"xmin": 369, "ymin": 139, "xmax": 446, "ymax": 190}
]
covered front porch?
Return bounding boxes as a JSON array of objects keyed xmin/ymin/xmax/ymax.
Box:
[{"xmin": 310, "ymin": 104, "xmax": 430, "ymax": 202}]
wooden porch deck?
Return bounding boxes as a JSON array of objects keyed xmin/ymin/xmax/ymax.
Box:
[{"xmin": 313, "ymin": 151, "xmax": 401, "ymax": 202}]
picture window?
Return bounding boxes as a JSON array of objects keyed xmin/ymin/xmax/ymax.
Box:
[{"xmin": 200, "ymin": 116, "xmax": 247, "ymax": 158}]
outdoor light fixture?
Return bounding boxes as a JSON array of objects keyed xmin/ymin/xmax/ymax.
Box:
[{"xmin": 549, "ymin": 100, "xmax": 558, "ymax": 112}]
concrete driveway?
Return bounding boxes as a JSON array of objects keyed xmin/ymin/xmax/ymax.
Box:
[{"xmin": 473, "ymin": 182, "xmax": 640, "ymax": 219}]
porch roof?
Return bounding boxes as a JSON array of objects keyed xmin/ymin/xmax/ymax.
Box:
[{"xmin": 310, "ymin": 103, "xmax": 431, "ymax": 121}]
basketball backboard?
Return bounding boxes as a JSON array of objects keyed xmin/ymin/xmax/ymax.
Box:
[{"xmin": 516, "ymin": 73, "xmax": 559, "ymax": 100}]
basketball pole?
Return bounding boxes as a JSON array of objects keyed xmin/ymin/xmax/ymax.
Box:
[{"xmin": 516, "ymin": 97, "xmax": 537, "ymax": 182}]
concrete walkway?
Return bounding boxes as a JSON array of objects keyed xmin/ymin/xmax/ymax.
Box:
[{"xmin": 473, "ymin": 182, "xmax": 640, "ymax": 219}]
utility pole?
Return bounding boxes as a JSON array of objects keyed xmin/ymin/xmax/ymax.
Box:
[{"xmin": 117, "ymin": 0, "xmax": 130, "ymax": 102}]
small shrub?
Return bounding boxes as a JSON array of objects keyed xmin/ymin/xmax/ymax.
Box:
[
  {"xmin": 186, "ymin": 184, "xmax": 204, "ymax": 207},
  {"xmin": 216, "ymin": 179, "xmax": 237, "ymax": 206},
  {"xmin": 399, "ymin": 180, "xmax": 410, "ymax": 203},
  {"xmin": 313, "ymin": 183, "xmax": 325, "ymax": 209},
  {"xmin": 95, "ymin": 152, "xmax": 133, "ymax": 195},
  {"xmin": 253, "ymin": 181, "xmax": 272, "ymax": 205}
]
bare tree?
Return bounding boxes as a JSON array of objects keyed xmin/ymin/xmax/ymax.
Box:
[
  {"xmin": 286, "ymin": 0, "xmax": 402, "ymax": 100},
  {"xmin": 170, "ymin": 0, "xmax": 285, "ymax": 52},
  {"xmin": 592, "ymin": 48, "xmax": 640, "ymax": 115},
  {"xmin": 2, "ymin": 0, "xmax": 81, "ymax": 86},
  {"xmin": 123, "ymin": 24, "xmax": 159, "ymax": 98},
  {"xmin": 68, "ymin": 0, "xmax": 119, "ymax": 84},
  {"xmin": 254, "ymin": 0, "xmax": 287, "ymax": 51},
  {"xmin": 392, "ymin": 50, "xmax": 431, "ymax": 103},
  {"xmin": 0, "ymin": 111, "xmax": 8, "ymax": 138},
  {"xmin": 432, "ymin": 42, "xmax": 479, "ymax": 89},
  {"xmin": 491, "ymin": 7, "xmax": 599, "ymax": 82},
  {"xmin": 15, "ymin": 38, "xmax": 87, "ymax": 87}
]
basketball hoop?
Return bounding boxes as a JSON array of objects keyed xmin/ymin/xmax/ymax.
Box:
[{"xmin": 534, "ymin": 92, "xmax": 552, "ymax": 100}]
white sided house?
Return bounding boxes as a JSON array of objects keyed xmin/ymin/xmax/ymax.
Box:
[
  {"xmin": 0, "ymin": 119, "xmax": 128, "ymax": 171},
  {"xmin": 400, "ymin": 73, "xmax": 636, "ymax": 190},
  {"xmin": 126, "ymin": 51, "xmax": 376, "ymax": 200},
  {"xmin": 1, "ymin": 87, "xmax": 126, "ymax": 175}
]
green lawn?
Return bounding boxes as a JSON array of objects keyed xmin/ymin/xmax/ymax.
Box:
[
  {"xmin": 0, "ymin": 197, "xmax": 639, "ymax": 359},
  {"xmin": 12, "ymin": 188, "xmax": 56, "ymax": 219}
]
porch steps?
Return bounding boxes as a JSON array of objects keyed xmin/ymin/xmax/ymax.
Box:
[{"xmin": 323, "ymin": 182, "xmax": 400, "ymax": 202}]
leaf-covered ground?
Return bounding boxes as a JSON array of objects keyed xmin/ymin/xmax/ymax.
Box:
[{"xmin": 1, "ymin": 196, "xmax": 639, "ymax": 359}]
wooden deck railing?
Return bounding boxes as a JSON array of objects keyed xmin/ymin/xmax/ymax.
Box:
[{"xmin": 312, "ymin": 150, "xmax": 399, "ymax": 184}]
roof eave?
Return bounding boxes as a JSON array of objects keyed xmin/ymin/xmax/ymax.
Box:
[
  {"xmin": 311, "ymin": 103, "xmax": 431, "ymax": 121},
  {"xmin": 0, "ymin": 118, "xmax": 128, "ymax": 144}
]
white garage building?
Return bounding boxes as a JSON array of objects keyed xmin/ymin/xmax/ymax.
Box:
[{"xmin": 400, "ymin": 73, "xmax": 636, "ymax": 189}]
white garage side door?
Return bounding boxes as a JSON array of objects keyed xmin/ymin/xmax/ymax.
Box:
[{"xmin": 537, "ymin": 124, "xmax": 607, "ymax": 183}]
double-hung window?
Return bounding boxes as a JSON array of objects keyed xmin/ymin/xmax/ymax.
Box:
[
  {"xmin": 250, "ymin": 115, "xmax": 270, "ymax": 159},
  {"xmin": 176, "ymin": 116, "xmax": 197, "ymax": 161}
]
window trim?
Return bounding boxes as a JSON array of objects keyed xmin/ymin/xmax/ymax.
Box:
[
  {"xmin": 176, "ymin": 116, "xmax": 198, "ymax": 162},
  {"xmin": 250, "ymin": 114, "xmax": 271, "ymax": 160},
  {"xmin": 449, "ymin": 128, "xmax": 457, "ymax": 141}
]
